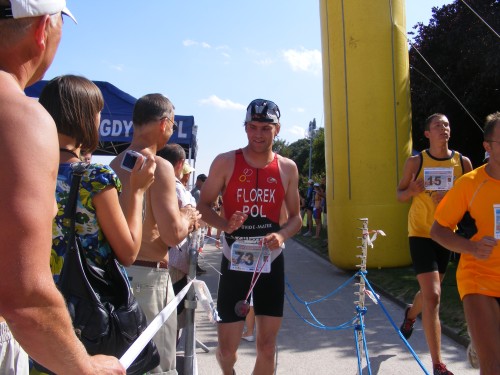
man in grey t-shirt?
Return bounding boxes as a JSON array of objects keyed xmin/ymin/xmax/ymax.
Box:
[{"xmin": 191, "ymin": 173, "xmax": 207, "ymax": 204}]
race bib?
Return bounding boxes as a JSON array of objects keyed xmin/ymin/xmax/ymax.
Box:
[
  {"xmin": 494, "ymin": 204, "xmax": 500, "ymax": 240},
  {"xmin": 423, "ymin": 167, "xmax": 454, "ymax": 191},
  {"xmin": 230, "ymin": 239, "xmax": 271, "ymax": 273}
]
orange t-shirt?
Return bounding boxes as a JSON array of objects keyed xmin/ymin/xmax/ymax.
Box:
[{"xmin": 435, "ymin": 165, "xmax": 500, "ymax": 299}]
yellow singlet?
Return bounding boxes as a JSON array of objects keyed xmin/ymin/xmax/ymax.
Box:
[{"xmin": 408, "ymin": 150, "xmax": 464, "ymax": 238}]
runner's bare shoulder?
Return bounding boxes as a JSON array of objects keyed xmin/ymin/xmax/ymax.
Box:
[
  {"xmin": 404, "ymin": 154, "xmax": 422, "ymax": 174},
  {"xmin": 210, "ymin": 150, "xmax": 237, "ymax": 174},
  {"xmin": 276, "ymin": 153, "xmax": 298, "ymax": 174}
]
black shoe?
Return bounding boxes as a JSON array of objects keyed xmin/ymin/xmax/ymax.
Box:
[
  {"xmin": 400, "ymin": 305, "xmax": 416, "ymax": 339},
  {"xmin": 196, "ymin": 265, "xmax": 206, "ymax": 275}
]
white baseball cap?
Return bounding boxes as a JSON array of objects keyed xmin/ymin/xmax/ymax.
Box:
[
  {"xmin": 0, "ymin": 0, "xmax": 76, "ymax": 23},
  {"xmin": 182, "ymin": 162, "xmax": 195, "ymax": 175}
]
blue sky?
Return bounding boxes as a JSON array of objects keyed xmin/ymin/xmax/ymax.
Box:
[{"xmin": 45, "ymin": 0, "xmax": 453, "ymax": 179}]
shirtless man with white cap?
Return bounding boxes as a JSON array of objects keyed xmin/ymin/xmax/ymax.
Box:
[{"xmin": 0, "ymin": 1, "xmax": 124, "ymax": 373}]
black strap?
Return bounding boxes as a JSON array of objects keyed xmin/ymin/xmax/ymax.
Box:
[
  {"xmin": 0, "ymin": 6, "xmax": 14, "ymax": 19},
  {"xmin": 459, "ymin": 152, "xmax": 465, "ymax": 174},
  {"xmin": 414, "ymin": 151, "xmax": 424, "ymax": 180},
  {"xmin": 63, "ymin": 163, "xmax": 89, "ymax": 234}
]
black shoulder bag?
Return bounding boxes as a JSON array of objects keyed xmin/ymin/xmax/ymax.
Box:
[{"xmin": 34, "ymin": 162, "xmax": 159, "ymax": 375}]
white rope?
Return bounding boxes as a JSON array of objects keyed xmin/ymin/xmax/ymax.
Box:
[
  {"xmin": 410, "ymin": 65, "xmax": 456, "ymax": 101},
  {"xmin": 400, "ymin": 0, "xmax": 499, "ymax": 132},
  {"xmin": 460, "ymin": 0, "xmax": 500, "ymax": 39},
  {"xmin": 394, "ymin": 24, "xmax": 484, "ymax": 134},
  {"xmin": 119, "ymin": 280, "xmax": 193, "ymax": 369},
  {"xmin": 119, "ymin": 278, "xmax": 220, "ymax": 369}
]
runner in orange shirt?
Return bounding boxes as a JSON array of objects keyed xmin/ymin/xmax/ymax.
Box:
[{"xmin": 432, "ymin": 112, "xmax": 500, "ymax": 374}]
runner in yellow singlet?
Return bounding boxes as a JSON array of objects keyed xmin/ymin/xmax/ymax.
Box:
[{"xmin": 397, "ymin": 113, "xmax": 473, "ymax": 375}]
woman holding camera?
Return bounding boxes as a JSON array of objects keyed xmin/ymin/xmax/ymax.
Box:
[{"xmin": 39, "ymin": 75, "xmax": 156, "ymax": 281}]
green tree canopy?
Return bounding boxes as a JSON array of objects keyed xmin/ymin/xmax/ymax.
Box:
[
  {"xmin": 286, "ymin": 138, "xmax": 310, "ymax": 176},
  {"xmin": 311, "ymin": 127, "xmax": 325, "ymax": 175},
  {"xmin": 409, "ymin": 0, "xmax": 499, "ymax": 166},
  {"xmin": 273, "ymin": 138, "xmax": 290, "ymax": 157},
  {"xmin": 278, "ymin": 130, "xmax": 325, "ymax": 192}
]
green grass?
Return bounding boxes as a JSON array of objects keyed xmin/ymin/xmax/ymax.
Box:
[
  {"xmin": 366, "ymin": 261, "xmax": 468, "ymax": 340},
  {"xmin": 293, "ymin": 227, "xmax": 469, "ymax": 343}
]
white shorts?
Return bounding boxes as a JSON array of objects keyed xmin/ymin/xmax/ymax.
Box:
[{"xmin": 0, "ymin": 322, "xmax": 29, "ymax": 375}]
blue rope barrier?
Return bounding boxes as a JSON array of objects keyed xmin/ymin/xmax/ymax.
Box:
[
  {"xmin": 284, "ymin": 291, "xmax": 357, "ymax": 330},
  {"xmin": 360, "ymin": 272, "xmax": 430, "ymax": 375},
  {"xmin": 286, "ymin": 272, "xmax": 359, "ymax": 305},
  {"xmin": 285, "ymin": 270, "xmax": 431, "ymax": 374}
]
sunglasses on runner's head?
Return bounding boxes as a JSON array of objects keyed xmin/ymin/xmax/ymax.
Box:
[{"xmin": 245, "ymin": 99, "xmax": 280, "ymax": 124}]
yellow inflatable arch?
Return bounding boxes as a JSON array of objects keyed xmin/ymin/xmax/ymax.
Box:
[{"xmin": 320, "ymin": 0, "xmax": 412, "ymax": 269}]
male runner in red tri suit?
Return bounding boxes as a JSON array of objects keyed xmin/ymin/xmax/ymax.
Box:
[{"xmin": 198, "ymin": 99, "xmax": 302, "ymax": 375}]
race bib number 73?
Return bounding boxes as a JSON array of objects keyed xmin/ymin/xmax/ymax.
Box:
[{"xmin": 230, "ymin": 239, "xmax": 271, "ymax": 273}]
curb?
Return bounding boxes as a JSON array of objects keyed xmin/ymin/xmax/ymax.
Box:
[{"xmin": 291, "ymin": 237, "xmax": 470, "ymax": 348}]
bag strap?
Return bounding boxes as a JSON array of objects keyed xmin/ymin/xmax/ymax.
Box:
[{"xmin": 63, "ymin": 162, "xmax": 89, "ymax": 233}]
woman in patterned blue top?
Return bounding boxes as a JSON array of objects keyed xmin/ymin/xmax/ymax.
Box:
[{"xmin": 39, "ymin": 75, "xmax": 156, "ymax": 282}]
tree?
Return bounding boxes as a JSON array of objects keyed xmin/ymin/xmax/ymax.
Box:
[
  {"xmin": 281, "ymin": 129, "xmax": 326, "ymax": 193},
  {"xmin": 286, "ymin": 138, "xmax": 310, "ymax": 176},
  {"xmin": 409, "ymin": 0, "xmax": 499, "ymax": 166},
  {"xmin": 311, "ymin": 127, "xmax": 325, "ymax": 176},
  {"xmin": 273, "ymin": 138, "xmax": 290, "ymax": 157}
]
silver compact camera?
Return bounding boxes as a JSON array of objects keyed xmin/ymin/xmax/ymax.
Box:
[{"xmin": 120, "ymin": 150, "xmax": 143, "ymax": 172}]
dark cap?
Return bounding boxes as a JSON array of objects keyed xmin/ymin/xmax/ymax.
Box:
[
  {"xmin": 245, "ymin": 99, "xmax": 280, "ymax": 123},
  {"xmin": 197, "ymin": 173, "xmax": 207, "ymax": 182}
]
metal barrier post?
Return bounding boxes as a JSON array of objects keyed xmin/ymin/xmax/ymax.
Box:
[
  {"xmin": 183, "ymin": 229, "xmax": 200, "ymax": 375},
  {"xmin": 355, "ymin": 218, "xmax": 369, "ymax": 375}
]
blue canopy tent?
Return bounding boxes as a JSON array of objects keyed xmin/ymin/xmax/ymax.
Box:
[{"xmin": 25, "ymin": 80, "xmax": 198, "ymax": 159}]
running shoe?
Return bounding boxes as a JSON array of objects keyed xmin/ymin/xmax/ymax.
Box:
[
  {"xmin": 399, "ymin": 305, "xmax": 416, "ymax": 339},
  {"xmin": 467, "ymin": 342, "xmax": 480, "ymax": 369},
  {"xmin": 302, "ymin": 231, "xmax": 312, "ymax": 237},
  {"xmin": 433, "ymin": 363, "xmax": 454, "ymax": 375}
]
